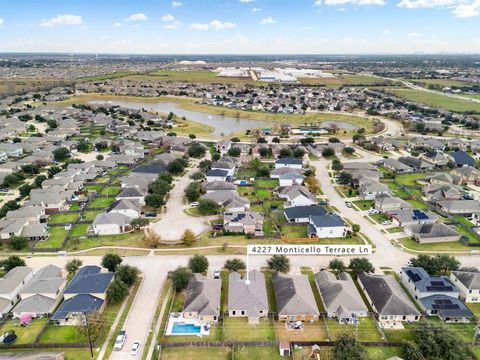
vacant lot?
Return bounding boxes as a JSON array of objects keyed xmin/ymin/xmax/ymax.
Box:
[{"xmin": 300, "ymin": 74, "xmax": 391, "ymax": 87}]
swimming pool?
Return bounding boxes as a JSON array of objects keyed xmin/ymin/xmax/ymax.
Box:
[{"xmin": 171, "ymin": 323, "xmax": 202, "ymax": 334}]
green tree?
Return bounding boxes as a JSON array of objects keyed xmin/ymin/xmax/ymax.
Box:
[
  {"xmin": 0, "ymin": 255, "xmax": 26, "ymax": 272},
  {"xmin": 65, "ymin": 258, "xmax": 83, "ymax": 277},
  {"xmin": 184, "ymin": 182, "xmax": 202, "ymax": 202},
  {"xmin": 227, "ymin": 147, "xmax": 241, "ymax": 157},
  {"xmin": 188, "ymin": 255, "xmax": 209, "ymax": 273},
  {"xmin": 149, "ymin": 179, "xmax": 171, "ymax": 196},
  {"xmin": 167, "ymin": 159, "xmax": 186, "ymax": 175},
  {"xmin": 267, "ymin": 255, "xmax": 290, "ymax": 273},
  {"xmin": 34, "ymin": 175, "xmax": 47, "ymax": 188},
  {"xmin": 47, "ymin": 166, "xmax": 62, "ymax": 178},
  {"xmin": 131, "ymin": 217, "xmax": 149, "ymax": 229},
  {"xmin": 8, "ymin": 236, "xmax": 29, "ymax": 251},
  {"xmin": 435, "ymin": 254, "xmax": 460, "ymax": 275},
  {"xmin": 331, "ymin": 159, "xmax": 343, "ymax": 172},
  {"xmin": 107, "ymin": 278, "xmax": 129, "ymax": 304},
  {"xmin": 224, "ymin": 258, "xmax": 246, "ymax": 272},
  {"xmin": 96, "ymin": 154, "xmax": 104, "ymax": 161},
  {"xmin": 197, "ymin": 199, "xmax": 219, "ymax": 215},
  {"xmin": 158, "ymin": 173, "xmax": 173, "ymax": 184},
  {"xmin": 337, "ymin": 171, "xmax": 353, "ymax": 185},
  {"xmin": 188, "ymin": 144, "xmax": 206, "ymax": 158},
  {"xmin": 343, "ymin": 147, "xmax": 355, "ymax": 155},
  {"xmin": 53, "ymin": 147, "xmax": 70, "ymax": 162},
  {"xmin": 168, "ymin": 266, "xmax": 192, "ymax": 290},
  {"xmin": 352, "ymin": 224, "xmax": 360, "ymax": 234},
  {"xmin": 279, "ymin": 148, "xmax": 294, "ymax": 158},
  {"xmin": 101, "ymin": 253, "xmax": 123, "ymax": 272},
  {"xmin": 116, "ymin": 265, "xmax": 139, "ymax": 287},
  {"xmin": 322, "ymin": 147, "xmax": 335, "ymax": 157},
  {"xmin": 409, "ymin": 255, "xmax": 440, "ymax": 275},
  {"xmin": 329, "ymin": 259, "xmax": 346, "ymax": 274},
  {"xmin": 77, "ymin": 140, "xmax": 89, "ymax": 152},
  {"xmin": 349, "ymin": 258, "xmax": 374, "ymax": 277},
  {"xmin": 401, "ymin": 340, "xmax": 424, "ymax": 360},
  {"xmin": 18, "ymin": 184, "xmax": 31, "ymax": 198},
  {"xmin": 181, "ymin": 229, "xmax": 196, "ymax": 246},
  {"xmin": 256, "ymin": 166, "xmax": 270, "ymax": 177},
  {"xmin": 0, "ymin": 200, "xmax": 20, "ymax": 218},
  {"xmin": 332, "ymin": 334, "xmax": 366, "ymax": 360},
  {"xmin": 144, "ymin": 194, "xmax": 165, "ymax": 208},
  {"xmin": 230, "ymin": 137, "xmax": 240, "ymax": 143},
  {"xmin": 293, "ymin": 147, "xmax": 305, "ymax": 158}
]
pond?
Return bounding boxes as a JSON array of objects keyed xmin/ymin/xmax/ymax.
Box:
[{"xmin": 89, "ymin": 100, "xmax": 359, "ymax": 135}]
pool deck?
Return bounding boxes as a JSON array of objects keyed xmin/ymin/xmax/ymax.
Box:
[{"xmin": 165, "ymin": 313, "xmax": 211, "ymax": 336}]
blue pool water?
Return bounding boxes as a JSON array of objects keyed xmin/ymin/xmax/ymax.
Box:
[{"xmin": 171, "ymin": 323, "xmax": 202, "ymax": 334}]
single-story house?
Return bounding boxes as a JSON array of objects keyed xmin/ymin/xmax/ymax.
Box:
[
  {"xmin": 387, "ymin": 209, "xmax": 438, "ymax": 227},
  {"xmin": 90, "ymin": 213, "xmax": 132, "ymax": 235},
  {"xmin": 406, "ymin": 223, "xmax": 461, "ymax": 244},
  {"xmin": 359, "ymin": 182, "xmax": 392, "ymax": 200},
  {"xmin": 449, "ymin": 150, "xmax": 475, "ymax": 167},
  {"xmin": 183, "ymin": 274, "xmax": 221, "ymax": 324},
  {"xmin": 275, "ymin": 157, "xmax": 302, "ymax": 170},
  {"xmin": 0, "ymin": 267, "xmax": 34, "ymax": 317}
]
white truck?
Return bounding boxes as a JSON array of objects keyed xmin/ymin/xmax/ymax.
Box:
[{"xmin": 114, "ymin": 330, "xmax": 127, "ymax": 351}]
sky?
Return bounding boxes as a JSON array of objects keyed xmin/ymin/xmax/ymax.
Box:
[{"xmin": 0, "ymin": 0, "xmax": 479, "ymax": 54}]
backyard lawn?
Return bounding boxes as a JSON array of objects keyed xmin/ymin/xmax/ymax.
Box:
[
  {"xmin": 70, "ymin": 224, "xmax": 89, "ymax": 237},
  {"xmin": 365, "ymin": 347, "xmax": 403, "ymax": 360},
  {"xmin": 0, "ymin": 318, "xmax": 48, "ymax": 344},
  {"xmin": 39, "ymin": 325, "xmax": 88, "ymax": 343},
  {"xmin": 88, "ymin": 197, "xmax": 116, "ymax": 208},
  {"xmin": 68, "ymin": 203, "xmax": 80, "ymax": 211},
  {"xmin": 223, "ymin": 317, "xmax": 276, "ymax": 341},
  {"xmin": 84, "ymin": 184, "xmax": 102, "ymax": 192},
  {"xmin": 48, "ymin": 213, "xmax": 79, "ymax": 224},
  {"xmin": 82, "ymin": 210, "xmax": 100, "ymax": 222},
  {"xmin": 281, "ymin": 225, "xmax": 308, "ymax": 238},
  {"xmin": 100, "ymin": 186, "xmax": 121, "ymax": 196},
  {"xmin": 234, "ymin": 347, "xmax": 284, "ymax": 360},
  {"xmin": 275, "ymin": 322, "xmax": 328, "ymax": 341},
  {"xmin": 160, "ymin": 347, "xmax": 231, "ymax": 360},
  {"xmin": 256, "ymin": 179, "xmax": 279, "ymax": 189},
  {"xmin": 406, "ymin": 199, "xmax": 428, "ymax": 209},
  {"xmin": 326, "ymin": 317, "xmax": 382, "ymax": 342},
  {"xmin": 395, "ymin": 173, "xmax": 426, "ymax": 187},
  {"xmin": 36, "ymin": 227, "xmax": 68, "ymax": 248},
  {"xmin": 255, "ymin": 188, "xmax": 271, "ymax": 199}
]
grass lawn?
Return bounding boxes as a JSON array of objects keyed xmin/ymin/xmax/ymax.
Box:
[
  {"xmin": 160, "ymin": 347, "xmax": 231, "ymax": 360},
  {"xmin": 386, "ymin": 227, "xmax": 404, "ymax": 233},
  {"xmin": 406, "ymin": 199, "xmax": 428, "ymax": 209},
  {"xmin": 395, "ymin": 173, "xmax": 426, "ymax": 187},
  {"xmin": 84, "ymin": 184, "xmax": 102, "ymax": 192},
  {"xmin": 365, "ymin": 347, "xmax": 403, "ymax": 360},
  {"xmin": 237, "ymin": 186, "xmax": 255, "ymax": 197},
  {"xmin": 88, "ymin": 197, "xmax": 115, "ymax": 208},
  {"xmin": 369, "ymin": 213, "xmax": 390, "ymax": 224},
  {"xmin": 455, "ymin": 225, "xmax": 480, "ymax": 245},
  {"xmin": 0, "ymin": 318, "xmax": 48, "ymax": 344},
  {"xmin": 70, "ymin": 224, "xmax": 89, "ymax": 237},
  {"xmin": 223, "ymin": 317, "xmax": 276, "ymax": 341},
  {"xmin": 100, "ymin": 186, "xmax": 121, "ymax": 196},
  {"xmin": 66, "ymin": 231, "xmax": 146, "ymax": 251},
  {"xmin": 234, "ymin": 347, "xmax": 284, "ymax": 360},
  {"xmin": 256, "ymin": 179, "xmax": 279, "ymax": 189},
  {"xmin": 385, "ymin": 88, "xmax": 480, "ymax": 113},
  {"xmin": 39, "ymin": 325, "xmax": 88, "ymax": 344},
  {"xmin": 255, "ymin": 188, "xmax": 271, "ymax": 199},
  {"xmin": 263, "ymin": 218, "xmax": 275, "ymax": 236},
  {"xmin": 281, "ymin": 225, "xmax": 308, "ymax": 238},
  {"xmin": 467, "ymin": 302, "xmax": 480, "ymax": 317},
  {"xmin": 398, "ymin": 236, "xmax": 470, "ymax": 252},
  {"xmin": 82, "ymin": 210, "xmax": 100, "ymax": 222},
  {"xmin": 69, "ymin": 203, "xmax": 80, "ymax": 211},
  {"xmin": 326, "ymin": 317, "xmax": 382, "ymax": 342},
  {"xmin": 48, "ymin": 213, "xmax": 79, "ymax": 224},
  {"xmin": 275, "ymin": 321, "xmax": 328, "ymax": 341},
  {"xmin": 301, "ymin": 268, "xmax": 326, "ymax": 312},
  {"xmin": 262, "ymin": 271, "xmax": 277, "ymax": 313},
  {"xmin": 352, "ymin": 200, "xmax": 374, "ymax": 210},
  {"xmin": 35, "ymin": 227, "xmax": 68, "ymax": 248}
]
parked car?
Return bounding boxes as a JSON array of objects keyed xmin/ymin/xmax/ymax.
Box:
[
  {"xmin": 145, "ymin": 212, "xmax": 157, "ymax": 218},
  {"xmin": 213, "ymin": 269, "xmax": 221, "ymax": 279},
  {"xmin": 345, "ymin": 202, "xmax": 352, "ymax": 208},
  {"xmin": 212, "ymin": 224, "xmax": 223, "ymax": 230},
  {"xmin": 131, "ymin": 341, "xmax": 140, "ymax": 355},
  {"xmin": 191, "ymin": 202, "xmax": 199, "ymax": 207},
  {"xmin": 114, "ymin": 330, "xmax": 127, "ymax": 351},
  {"xmin": 0, "ymin": 188, "xmax": 8, "ymax": 193},
  {"xmin": 367, "ymin": 208, "xmax": 379, "ymax": 215},
  {"xmin": 381, "ymin": 220, "xmax": 392, "ymax": 226}
]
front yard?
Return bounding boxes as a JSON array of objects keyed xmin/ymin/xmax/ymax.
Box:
[{"xmin": 352, "ymin": 200, "xmax": 374, "ymax": 210}]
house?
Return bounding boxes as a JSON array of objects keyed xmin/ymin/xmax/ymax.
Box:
[
  {"xmin": 13, "ymin": 265, "xmax": 66, "ymax": 318},
  {"xmin": 398, "ymin": 157, "xmax": 435, "ymax": 172},
  {"xmin": 106, "ymin": 199, "xmax": 141, "ymax": 219},
  {"xmin": 202, "ymin": 181, "xmax": 236, "ymax": 193},
  {"xmin": 421, "ymin": 151, "xmax": 449, "ymax": 167},
  {"xmin": 116, "ymin": 187, "xmax": 145, "ymax": 206},
  {"xmin": 451, "ymin": 166, "xmax": 480, "ymax": 185},
  {"xmin": 406, "ymin": 223, "xmax": 461, "ymax": 244},
  {"xmin": 308, "ymin": 214, "xmax": 347, "ymax": 238},
  {"xmin": 400, "ymin": 267, "xmax": 472, "ymax": 323},
  {"xmin": 382, "ymin": 158, "xmax": 413, "ymax": 174},
  {"xmin": 183, "ymin": 274, "xmax": 221, "ymax": 324},
  {"xmin": 228, "ymin": 270, "xmax": 269, "ymax": 324},
  {"xmin": 375, "ymin": 195, "xmax": 413, "ymax": 213},
  {"xmin": 206, "ymin": 169, "xmax": 229, "ymax": 182},
  {"xmin": 315, "ymin": 270, "xmax": 368, "ymax": 324},
  {"xmin": 90, "ymin": 213, "xmax": 132, "ymax": 235},
  {"xmin": 0, "ymin": 267, "xmax": 34, "ymax": 317},
  {"xmin": 272, "ymin": 273, "xmax": 319, "ymax": 322},
  {"xmin": 275, "ymin": 157, "xmax": 302, "ymax": 170},
  {"xmin": 270, "ymin": 167, "xmax": 302, "ymax": 180},
  {"xmin": 359, "ymin": 181, "xmax": 392, "ymax": 200},
  {"xmin": 0, "ymin": 143, "xmax": 23, "ymax": 158},
  {"xmin": 387, "ymin": 209, "xmax": 438, "ymax": 227},
  {"xmin": 449, "ymin": 150, "xmax": 475, "ymax": 167},
  {"xmin": 215, "ymin": 140, "xmax": 232, "ymax": 155},
  {"xmin": 437, "ymin": 200, "xmax": 480, "ymax": 215},
  {"xmin": 211, "ymin": 158, "xmax": 236, "ymax": 176},
  {"xmin": 284, "ymin": 205, "xmax": 326, "ymax": 223},
  {"xmin": 424, "ymin": 183, "xmax": 463, "ymax": 202},
  {"xmin": 278, "ymin": 186, "xmax": 316, "ymax": 208},
  {"xmin": 29, "ymin": 188, "xmax": 72, "ymax": 214},
  {"xmin": 223, "ymin": 211, "xmax": 264, "ymax": 236},
  {"xmin": 450, "ymin": 269, "xmax": 480, "ymax": 303},
  {"xmin": 201, "ymin": 191, "xmax": 250, "ymax": 211},
  {"xmin": 52, "ymin": 266, "xmax": 114, "ymax": 325},
  {"xmin": 357, "ymin": 272, "xmax": 420, "ymax": 325},
  {"xmin": 279, "ymin": 172, "xmax": 304, "ymax": 187}
]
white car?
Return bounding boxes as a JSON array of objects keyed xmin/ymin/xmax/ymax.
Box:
[
  {"xmin": 382, "ymin": 220, "xmax": 392, "ymax": 226},
  {"xmin": 131, "ymin": 342, "xmax": 140, "ymax": 355},
  {"xmin": 213, "ymin": 269, "xmax": 221, "ymax": 279},
  {"xmin": 114, "ymin": 330, "xmax": 126, "ymax": 351},
  {"xmin": 191, "ymin": 202, "xmax": 199, "ymax": 207}
]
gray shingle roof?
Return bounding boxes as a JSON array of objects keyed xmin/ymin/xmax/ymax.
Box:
[
  {"xmin": 310, "ymin": 214, "xmax": 345, "ymax": 228},
  {"xmin": 272, "ymin": 273, "xmax": 319, "ymax": 316},
  {"xmin": 183, "ymin": 274, "xmax": 221, "ymax": 317},
  {"xmin": 12, "ymin": 294, "xmax": 56, "ymax": 314},
  {"xmin": 0, "ymin": 267, "xmax": 33, "ymax": 295},
  {"xmin": 51, "ymin": 294, "xmax": 104, "ymax": 321},
  {"xmin": 284, "ymin": 205, "xmax": 326, "ymax": 221},
  {"xmin": 451, "ymin": 269, "xmax": 480, "ymax": 289},
  {"xmin": 63, "ymin": 266, "xmax": 113, "ymax": 295},
  {"xmin": 228, "ymin": 270, "xmax": 268, "ymax": 318}
]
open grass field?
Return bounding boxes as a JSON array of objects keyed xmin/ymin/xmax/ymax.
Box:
[
  {"xmin": 299, "ymin": 74, "xmax": 392, "ymax": 87},
  {"xmin": 128, "ymin": 70, "xmax": 258, "ymax": 85},
  {"xmin": 38, "ymin": 325, "xmax": 88, "ymax": 344},
  {"xmin": 223, "ymin": 317, "xmax": 276, "ymax": 341},
  {"xmin": 409, "ymin": 78, "xmax": 476, "ymax": 88},
  {"xmin": 234, "ymin": 347, "xmax": 284, "ymax": 360},
  {"xmin": 160, "ymin": 347, "xmax": 231, "ymax": 360},
  {"xmin": 385, "ymin": 88, "xmax": 480, "ymax": 113},
  {"xmin": 0, "ymin": 78, "xmax": 65, "ymax": 97},
  {"xmin": 66, "ymin": 231, "xmax": 146, "ymax": 251}
]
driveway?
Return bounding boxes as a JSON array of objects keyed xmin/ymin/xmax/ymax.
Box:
[{"xmin": 149, "ymin": 160, "xmax": 209, "ymax": 241}]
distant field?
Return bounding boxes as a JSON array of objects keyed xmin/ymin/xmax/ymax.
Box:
[
  {"xmin": 77, "ymin": 71, "xmax": 134, "ymax": 82},
  {"xmin": 409, "ymin": 78, "xmax": 475, "ymax": 88},
  {"xmin": 385, "ymin": 88, "xmax": 480, "ymax": 113},
  {"xmin": 0, "ymin": 78, "xmax": 64, "ymax": 97},
  {"xmin": 126, "ymin": 70, "xmax": 258, "ymax": 85},
  {"xmin": 299, "ymin": 74, "xmax": 392, "ymax": 87}
]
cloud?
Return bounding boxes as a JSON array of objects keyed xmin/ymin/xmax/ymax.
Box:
[
  {"xmin": 239, "ymin": 0, "xmax": 255, "ymax": 2},
  {"xmin": 0, "ymin": 18, "xmax": 4, "ymax": 26},
  {"xmin": 252, "ymin": 7, "xmax": 262, "ymax": 12},
  {"xmin": 161, "ymin": 14, "xmax": 175, "ymax": 22},
  {"xmin": 210, "ymin": 20, "xmax": 237, "ymax": 30},
  {"xmin": 125, "ymin": 13, "xmax": 148, "ymax": 21},
  {"xmin": 163, "ymin": 20, "xmax": 183, "ymax": 29},
  {"xmin": 259, "ymin": 17, "xmax": 276, "ymax": 25},
  {"xmin": 112, "ymin": 22, "xmax": 122, "ymax": 27},
  {"xmin": 408, "ymin": 32, "xmax": 423, "ymax": 37},
  {"xmin": 172, "ymin": 1, "xmax": 184, "ymax": 7},
  {"xmin": 324, "ymin": 0, "xmax": 385, "ymax": 4},
  {"xmin": 188, "ymin": 22, "xmax": 209, "ymax": 30},
  {"xmin": 397, "ymin": 0, "xmax": 461, "ymax": 7},
  {"xmin": 314, "ymin": 0, "xmax": 323, "ymax": 5},
  {"xmin": 453, "ymin": 0, "xmax": 480, "ymax": 16},
  {"xmin": 40, "ymin": 14, "xmax": 83, "ymax": 27},
  {"xmin": 383, "ymin": 29, "xmax": 391, "ymax": 35}
]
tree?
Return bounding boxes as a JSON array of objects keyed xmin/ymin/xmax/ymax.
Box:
[
  {"xmin": 328, "ymin": 137, "xmax": 340, "ymax": 143},
  {"xmin": 267, "ymin": 255, "xmax": 290, "ymax": 273},
  {"xmin": 34, "ymin": 175, "xmax": 47, "ymax": 188},
  {"xmin": 188, "ymin": 255, "xmax": 209, "ymax": 273},
  {"xmin": 227, "ymin": 147, "xmax": 241, "ymax": 157},
  {"xmin": 279, "ymin": 148, "xmax": 294, "ymax": 158},
  {"xmin": 131, "ymin": 217, "xmax": 149, "ymax": 229},
  {"xmin": 329, "ymin": 259, "xmax": 346, "ymax": 274},
  {"xmin": 167, "ymin": 159, "xmax": 186, "ymax": 175},
  {"xmin": 116, "ymin": 265, "xmax": 139, "ymax": 287},
  {"xmin": 198, "ymin": 160, "xmax": 212, "ymax": 171},
  {"xmin": 0, "ymin": 255, "xmax": 26, "ymax": 272},
  {"xmin": 188, "ymin": 144, "xmax": 206, "ymax": 158},
  {"xmin": 0, "ymin": 200, "xmax": 20, "ymax": 218},
  {"xmin": 337, "ymin": 171, "xmax": 353, "ymax": 185},
  {"xmin": 349, "ymin": 258, "xmax": 374, "ymax": 276},
  {"xmin": 184, "ymin": 182, "xmax": 202, "ymax": 202},
  {"xmin": 272, "ymin": 137, "xmax": 281, "ymax": 143},
  {"xmin": 158, "ymin": 173, "xmax": 173, "ymax": 184},
  {"xmin": 107, "ymin": 278, "xmax": 129, "ymax": 304},
  {"xmin": 322, "ymin": 147, "xmax": 335, "ymax": 157},
  {"xmin": 409, "ymin": 255, "xmax": 440, "ymax": 275},
  {"xmin": 101, "ymin": 253, "xmax": 123, "ymax": 272},
  {"xmin": 343, "ymin": 147, "xmax": 355, "ymax": 155},
  {"xmin": 96, "ymin": 154, "xmax": 104, "ymax": 161},
  {"xmin": 197, "ymin": 199, "xmax": 219, "ymax": 215},
  {"xmin": 401, "ymin": 340, "xmax": 424, "ymax": 360},
  {"xmin": 168, "ymin": 266, "xmax": 191, "ymax": 290},
  {"xmin": 331, "ymin": 159, "xmax": 343, "ymax": 172},
  {"xmin": 189, "ymin": 134, "xmax": 196, "ymax": 139},
  {"xmin": 18, "ymin": 184, "xmax": 31, "ymax": 198},
  {"xmin": 65, "ymin": 258, "xmax": 83, "ymax": 277},
  {"xmin": 332, "ymin": 334, "xmax": 366, "ymax": 360},
  {"xmin": 230, "ymin": 137, "xmax": 240, "ymax": 142},
  {"xmin": 190, "ymin": 171, "xmax": 205, "ymax": 181},
  {"xmin": 8, "ymin": 236, "xmax": 29, "ymax": 251},
  {"xmin": 435, "ymin": 254, "xmax": 460, "ymax": 275},
  {"xmin": 77, "ymin": 140, "xmax": 89, "ymax": 152},
  {"xmin": 256, "ymin": 166, "xmax": 270, "ymax": 177},
  {"xmin": 224, "ymin": 258, "xmax": 246, "ymax": 272},
  {"xmin": 181, "ymin": 229, "xmax": 196, "ymax": 246},
  {"xmin": 293, "ymin": 147, "xmax": 305, "ymax": 158},
  {"xmin": 145, "ymin": 194, "xmax": 165, "ymax": 208},
  {"xmin": 300, "ymin": 137, "xmax": 315, "ymax": 146},
  {"xmin": 47, "ymin": 166, "xmax": 62, "ymax": 178},
  {"xmin": 352, "ymin": 224, "xmax": 360, "ymax": 234},
  {"xmin": 258, "ymin": 147, "xmax": 269, "ymax": 157},
  {"xmin": 149, "ymin": 179, "xmax": 171, "ymax": 197},
  {"xmin": 53, "ymin": 147, "xmax": 70, "ymax": 162},
  {"xmin": 76, "ymin": 311, "xmax": 104, "ymax": 342},
  {"xmin": 144, "ymin": 231, "xmax": 162, "ymax": 248}
]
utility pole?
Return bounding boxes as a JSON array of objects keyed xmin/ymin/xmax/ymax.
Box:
[{"xmin": 83, "ymin": 311, "xmax": 94, "ymax": 359}]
